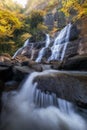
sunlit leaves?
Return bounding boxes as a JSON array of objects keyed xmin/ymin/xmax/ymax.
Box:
[
  {"xmin": 61, "ymin": 0, "xmax": 87, "ymax": 20},
  {"xmin": 0, "ymin": 9, "xmax": 23, "ymax": 37}
]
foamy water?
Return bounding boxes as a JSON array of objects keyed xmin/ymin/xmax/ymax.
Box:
[{"xmin": 0, "ymin": 71, "xmax": 86, "ymax": 130}]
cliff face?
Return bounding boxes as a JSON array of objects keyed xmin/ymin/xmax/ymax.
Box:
[{"xmin": 78, "ymin": 17, "xmax": 87, "ymax": 55}]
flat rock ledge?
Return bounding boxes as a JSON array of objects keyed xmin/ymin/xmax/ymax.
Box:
[{"xmin": 33, "ymin": 70, "xmax": 87, "ymax": 108}]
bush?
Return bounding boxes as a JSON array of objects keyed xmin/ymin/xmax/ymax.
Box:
[{"xmin": 29, "ymin": 10, "xmax": 44, "ymax": 29}]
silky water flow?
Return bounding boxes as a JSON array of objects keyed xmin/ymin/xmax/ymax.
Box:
[{"xmin": 0, "ymin": 70, "xmax": 86, "ymax": 130}]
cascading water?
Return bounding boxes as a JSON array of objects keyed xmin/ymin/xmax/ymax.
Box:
[
  {"xmin": 35, "ymin": 34, "xmax": 50, "ymax": 62},
  {"xmin": 23, "ymin": 39, "xmax": 30, "ymax": 47},
  {"xmin": 12, "ymin": 47, "xmax": 23, "ymax": 59},
  {"xmin": 12, "ymin": 39, "xmax": 29, "ymax": 59},
  {"xmin": 48, "ymin": 23, "xmax": 72, "ymax": 61},
  {"xmin": 0, "ymin": 70, "xmax": 86, "ymax": 130}
]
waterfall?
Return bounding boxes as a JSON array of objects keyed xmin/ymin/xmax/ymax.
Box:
[
  {"xmin": 12, "ymin": 47, "xmax": 23, "ymax": 59},
  {"xmin": 45, "ymin": 34, "xmax": 50, "ymax": 48},
  {"xmin": 48, "ymin": 23, "xmax": 72, "ymax": 61},
  {"xmin": 0, "ymin": 70, "xmax": 86, "ymax": 130},
  {"xmin": 23, "ymin": 39, "xmax": 30, "ymax": 47},
  {"xmin": 12, "ymin": 39, "xmax": 29, "ymax": 59},
  {"xmin": 60, "ymin": 24, "xmax": 72, "ymax": 61},
  {"xmin": 35, "ymin": 34, "xmax": 50, "ymax": 62}
]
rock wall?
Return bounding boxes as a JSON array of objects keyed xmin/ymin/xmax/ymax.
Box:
[{"xmin": 77, "ymin": 17, "xmax": 87, "ymax": 55}]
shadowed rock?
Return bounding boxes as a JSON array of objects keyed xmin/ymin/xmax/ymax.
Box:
[{"xmin": 61, "ymin": 55, "xmax": 87, "ymax": 70}]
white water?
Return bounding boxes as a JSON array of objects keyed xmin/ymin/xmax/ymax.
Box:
[
  {"xmin": 36, "ymin": 34, "xmax": 50, "ymax": 62},
  {"xmin": 48, "ymin": 23, "xmax": 72, "ymax": 61},
  {"xmin": 60, "ymin": 24, "xmax": 72, "ymax": 61},
  {"xmin": 23, "ymin": 39, "xmax": 30, "ymax": 47},
  {"xmin": 0, "ymin": 70, "xmax": 86, "ymax": 130},
  {"xmin": 12, "ymin": 47, "xmax": 23, "ymax": 59},
  {"xmin": 12, "ymin": 39, "xmax": 29, "ymax": 59}
]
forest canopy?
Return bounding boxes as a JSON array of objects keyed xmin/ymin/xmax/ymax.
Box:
[{"xmin": 0, "ymin": 0, "xmax": 87, "ymax": 55}]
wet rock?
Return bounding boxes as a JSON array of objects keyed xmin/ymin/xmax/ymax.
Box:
[
  {"xmin": 22, "ymin": 59, "xmax": 43, "ymax": 72},
  {"xmin": 31, "ymin": 49, "xmax": 39, "ymax": 60},
  {"xmin": 0, "ymin": 61, "xmax": 12, "ymax": 67},
  {"xmin": 64, "ymin": 40, "xmax": 79, "ymax": 59},
  {"xmin": 13, "ymin": 66, "xmax": 35, "ymax": 81},
  {"xmin": 41, "ymin": 64, "xmax": 51, "ymax": 71},
  {"xmin": 33, "ymin": 71, "xmax": 87, "ymax": 108},
  {"xmin": 44, "ymin": 13, "xmax": 54, "ymax": 30},
  {"xmin": 42, "ymin": 47, "xmax": 52, "ymax": 59},
  {"xmin": 78, "ymin": 37, "xmax": 87, "ymax": 55},
  {"xmin": 50, "ymin": 61, "xmax": 62, "ymax": 70},
  {"xmin": 69, "ymin": 24, "xmax": 79, "ymax": 41},
  {"xmin": 4, "ymin": 80, "xmax": 19, "ymax": 91},
  {"xmin": 21, "ymin": 46, "xmax": 32, "ymax": 58},
  {"xmin": 11, "ymin": 55, "xmax": 30, "ymax": 66},
  {"xmin": 30, "ymin": 64, "xmax": 42, "ymax": 72},
  {"xmin": 37, "ymin": 47, "xmax": 52, "ymax": 63},
  {"xmin": 61, "ymin": 55, "xmax": 87, "ymax": 70}
]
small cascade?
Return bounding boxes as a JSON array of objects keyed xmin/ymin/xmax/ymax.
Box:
[
  {"xmin": 35, "ymin": 34, "xmax": 50, "ymax": 62},
  {"xmin": 34, "ymin": 88, "xmax": 58, "ymax": 108},
  {"xmin": 12, "ymin": 47, "xmax": 23, "ymax": 59},
  {"xmin": 0, "ymin": 70, "xmax": 86, "ymax": 130},
  {"xmin": 23, "ymin": 39, "xmax": 29, "ymax": 47},
  {"xmin": 12, "ymin": 39, "xmax": 29, "ymax": 59},
  {"xmin": 60, "ymin": 24, "xmax": 72, "ymax": 61},
  {"xmin": 45, "ymin": 34, "xmax": 50, "ymax": 48},
  {"xmin": 58, "ymin": 98, "xmax": 74, "ymax": 114},
  {"xmin": 48, "ymin": 23, "xmax": 72, "ymax": 61}
]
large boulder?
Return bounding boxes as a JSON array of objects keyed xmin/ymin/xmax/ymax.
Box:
[
  {"xmin": 64, "ymin": 40, "xmax": 79, "ymax": 59},
  {"xmin": 69, "ymin": 23, "xmax": 79, "ymax": 41},
  {"xmin": 33, "ymin": 70, "xmax": 87, "ymax": 108},
  {"xmin": 60, "ymin": 55, "xmax": 87, "ymax": 71},
  {"xmin": 4, "ymin": 80, "xmax": 19, "ymax": 91},
  {"xmin": 13, "ymin": 66, "xmax": 34, "ymax": 81}
]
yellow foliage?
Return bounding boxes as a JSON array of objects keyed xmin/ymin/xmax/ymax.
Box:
[
  {"xmin": 37, "ymin": 23, "xmax": 48, "ymax": 31},
  {"xmin": 61, "ymin": 0, "xmax": 87, "ymax": 21},
  {"xmin": 0, "ymin": 9, "xmax": 23, "ymax": 37},
  {"xmin": 21, "ymin": 33, "xmax": 32, "ymax": 42}
]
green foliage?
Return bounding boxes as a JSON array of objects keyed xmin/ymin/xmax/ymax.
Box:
[
  {"xmin": 29, "ymin": 10, "xmax": 44, "ymax": 29},
  {"xmin": 21, "ymin": 33, "xmax": 32, "ymax": 42},
  {"xmin": 0, "ymin": 42, "xmax": 13, "ymax": 54},
  {"xmin": 24, "ymin": 10, "xmax": 47, "ymax": 42}
]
